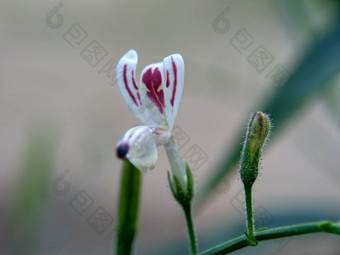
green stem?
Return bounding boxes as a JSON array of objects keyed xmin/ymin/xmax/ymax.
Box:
[
  {"xmin": 244, "ymin": 185, "xmax": 257, "ymax": 245},
  {"xmin": 116, "ymin": 161, "xmax": 142, "ymax": 255},
  {"xmin": 199, "ymin": 221, "xmax": 340, "ymax": 255},
  {"xmin": 183, "ymin": 204, "xmax": 198, "ymax": 255}
]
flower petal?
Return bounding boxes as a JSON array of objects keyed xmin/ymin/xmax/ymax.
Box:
[
  {"xmin": 117, "ymin": 126, "xmax": 158, "ymax": 172},
  {"xmin": 116, "ymin": 49, "xmax": 140, "ymax": 108},
  {"xmin": 163, "ymin": 54, "xmax": 184, "ymax": 130},
  {"xmin": 116, "ymin": 49, "xmax": 167, "ymax": 128},
  {"xmin": 164, "ymin": 140, "xmax": 188, "ymax": 191},
  {"xmin": 139, "ymin": 62, "xmax": 168, "ymax": 127},
  {"xmin": 138, "ymin": 53, "xmax": 184, "ymax": 131}
]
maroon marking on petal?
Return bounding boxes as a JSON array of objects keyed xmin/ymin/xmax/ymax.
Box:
[
  {"xmin": 166, "ymin": 70, "xmax": 170, "ymax": 88},
  {"xmin": 131, "ymin": 70, "xmax": 138, "ymax": 90},
  {"xmin": 128, "ymin": 132, "xmax": 134, "ymax": 139},
  {"xmin": 170, "ymin": 57, "xmax": 177, "ymax": 106},
  {"xmin": 123, "ymin": 64, "xmax": 138, "ymax": 106},
  {"xmin": 257, "ymin": 112, "xmax": 263, "ymax": 133},
  {"xmin": 142, "ymin": 67, "xmax": 165, "ymax": 114},
  {"xmin": 131, "ymin": 127, "xmax": 151, "ymax": 145},
  {"xmin": 137, "ymin": 92, "xmax": 142, "ymax": 105}
]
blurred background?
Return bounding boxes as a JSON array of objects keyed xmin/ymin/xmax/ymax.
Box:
[{"xmin": 1, "ymin": 0, "xmax": 340, "ymax": 254}]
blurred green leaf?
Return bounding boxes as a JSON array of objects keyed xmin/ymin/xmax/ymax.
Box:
[
  {"xmin": 116, "ymin": 160, "xmax": 142, "ymax": 255},
  {"xmin": 6, "ymin": 128, "xmax": 56, "ymax": 253},
  {"xmin": 277, "ymin": 0, "xmax": 340, "ymax": 40},
  {"xmin": 324, "ymin": 74, "xmax": 340, "ymax": 127},
  {"xmin": 198, "ymin": 17, "xmax": 340, "ymax": 206}
]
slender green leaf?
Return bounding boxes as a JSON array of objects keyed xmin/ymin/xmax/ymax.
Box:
[
  {"xmin": 198, "ymin": 17, "xmax": 340, "ymax": 206},
  {"xmin": 116, "ymin": 160, "xmax": 142, "ymax": 255},
  {"xmin": 7, "ymin": 129, "xmax": 56, "ymax": 254}
]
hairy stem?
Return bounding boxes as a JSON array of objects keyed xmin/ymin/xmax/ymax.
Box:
[{"xmin": 244, "ymin": 185, "xmax": 257, "ymax": 245}]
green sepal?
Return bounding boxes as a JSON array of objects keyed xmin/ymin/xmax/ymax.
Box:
[
  {"xmin": 185, "ymin": 164, "xmax": 194, "ymax": 202},
  {"xmin": 240, "ymin": 145, "xmax": 261, "ymax": 187},
  {"xmin": 167, "ymin": 163, "xmax": 194, "ymax": 207},
  {"xmin": 167, "ymin": 171, "xmax": 176, "ymax": 197}
]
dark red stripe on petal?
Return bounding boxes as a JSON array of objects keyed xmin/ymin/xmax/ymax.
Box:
[
  {"xmin": 166, "ymin": 70, "xmax": 170, "ymax": 88},
  {"xmin": 137, "ymin": 92, "xmax": 142, "ymax": 105},
  {"xmin": 142, "ymin": 67, "xmax": 165, "ymax": 114},
  {"xmin": 128, "ymin": 132, "xmax": 134, "ymax": 139},
  {"xmin": 170, "ymin": 57, "xmax": 177, "ymax": 106},
  {"xmin": 131, "ymin": 70, "xmax": 138, "ymax": 90},
  {"xmin": 123, "ymin": 64, "xmax": 138, "ymax": 106}
]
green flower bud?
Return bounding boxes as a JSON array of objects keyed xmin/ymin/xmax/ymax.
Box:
[{"xmin": 240, "ymin": 112, "xmax": 271, "ymax": 187}]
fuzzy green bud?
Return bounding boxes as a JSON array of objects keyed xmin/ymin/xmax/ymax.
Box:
[
  {"xmin": 240, "ymin": 111, "xmax": 271, "ymax": 187},
  {"xmin": 240, "ymin": 111, "xmax": 271, "ymax": 245}
]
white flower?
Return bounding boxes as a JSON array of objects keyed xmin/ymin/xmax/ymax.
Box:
[{"xmin": 115, "ymin": 49, "xmax": 187, "ymax": 188}]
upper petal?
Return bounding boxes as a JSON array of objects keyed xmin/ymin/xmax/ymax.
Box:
[
  {"xmin": 116, "ymin": 50, "xmax": 185, "ymax": 131},
  {"xmin": 162, "ymin": 54, "xmax": 184, "ymax": 130},
  {"xmin": 138, "ymin": 53, "xmax": 185, "ymax": 131},
  {"xmin": 138, "ymin": 62, "xmax": 169, "ymax": 128},
  {"xmin": 116, "ymin": 49, "xmax": 168, "ymax": 128},
  {"xmin": 116, "ymin": 49, "xmax": 140, "ymax": 108}
]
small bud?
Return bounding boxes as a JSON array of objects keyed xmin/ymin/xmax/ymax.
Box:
[{"xmin": 240, "ymin": 112, "xmax": 271, "ymax": 187}]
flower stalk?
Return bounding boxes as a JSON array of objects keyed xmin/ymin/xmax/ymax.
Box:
[
  {"xmin": 166, "ymin": 139, "xmax": 197, "ymax": 254},
  {"xmin": 116, "ymin": 160, "xmax": 142, "ymax": 255},
  {"xmin": 183, "ymin": 203, "xmax": 197, "ymax": 255}
]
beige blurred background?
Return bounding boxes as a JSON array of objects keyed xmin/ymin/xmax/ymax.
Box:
[{"xmin": 1, "ymin": 0, "xmax": 340, "ymax": 254}]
